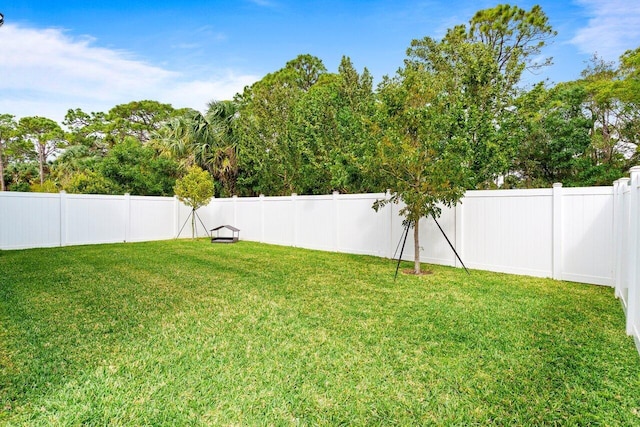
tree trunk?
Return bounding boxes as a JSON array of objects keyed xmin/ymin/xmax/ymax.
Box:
[
  {"xmin": 191, "ymin": 209, "xmax": 196, "ymax": 239},
  {"xmin": 414, "ymin": 219, "xmax": 421, "ymax": 274},
  {"xmin": 38, "ymin": 144, "xmax": 45, "ymax": 185}
]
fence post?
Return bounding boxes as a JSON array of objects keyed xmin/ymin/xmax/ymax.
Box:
[
  {"xmin": 333, "ymin": 191, "xmax": 339, "ymax": 251},
  {"xmin": 613, "ymin": 180, "xmax": 621, "ymax": 298},
  {"xmin": 386, "ymin": 190, "xmax": 393, "ymax": 259},
  {"xmin": 124, "ymin": 193, "xmax": 131, "ymax": 242},
  {"xmin": 205, "ymin": 195, "xmax": 214, "ymax": 237},
  {"xmin": 618, "ymin": 178, "xmax": 631, "ymax": 308},
  {"xmin": 455, "ymin": 195, "xmax": 464, "ymax": 269},
  {"xmin": 233, "ymin": 195, "xmax": 238, "ymax": 230},
  {"xmin": 626, "ymin": 167, "xmax": 640, "ymax": 335},
  {"xmin": 552, "ymin": 183, "xmax": 563, "ymax": 280},
  {"xmin": 260, "ymin": 194, "xmax": 265, "ymax": 243},
  {"xmin": 59, "ymin": 191, "xmax": 67, "ymax": 247},
  {"xmin": 173, "ymin": 196, "xmax": 180, "ymax": 238},
  {"xmin": 292, "ymin": 193, "xmax": 298, "ymax": 247}
]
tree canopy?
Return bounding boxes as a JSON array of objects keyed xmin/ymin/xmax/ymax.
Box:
[{"xmin": 0, "ymin": 4, "xmax": 637, "ymax": 203}]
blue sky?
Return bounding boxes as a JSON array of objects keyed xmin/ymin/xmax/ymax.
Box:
[{"xmin": 1, "ymin": 0, "xmax": 639, "ymax": 123}]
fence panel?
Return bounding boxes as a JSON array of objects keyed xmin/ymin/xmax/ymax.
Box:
[
  {"xmin": 336, "ymin": 193, "xmax": 389, "ymax": 257},
  {"xmin": 235, "ymin": 197, "xmax": 263, "ymax": 242},
  {"xmin": 199, "ymin": 198, "xmax": 235, "ymax": 239},
  {"xmin": 634, "ymin": 176, "xmax": 640, "ymax": 351},
  {"xmin": 64, "ymin": 194, "xmax": 127, "ymax": 245},
  {"xmin": 294, "ymin": 195, "xmax": 335, "ymax": 251},
  {"xmin": 460, "ymin": 189, "xmax": 554, "ymax": 278},
  {"xmin": 262, "ymin": 196, "xmax": 295, "ymax": 246},
  {"xmin": 420, "ymin": 206, "xmax": 457, "ymax": 266},
  {"xmin": 129, "ymin": 196, "xmax": 177, "ymax": 242},
  {"xmin": 561, "ymin": 187, "xmax": 614, "ymax": 286},
  {"xmin": 0, "ymin": 192, "xmax": 61, "ymax": 249}
]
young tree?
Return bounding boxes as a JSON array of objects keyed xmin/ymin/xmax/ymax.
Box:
[
  {"xmin": 174, "ymin": 166, "xmax": 214, "ymax": 238},
  {"xmin": 373, "ymin": 4, "xmax": 556, "ymax": 273},
  {"xmin": 374, "ymin": 63, "xmax": 471, "ymax": 274}
]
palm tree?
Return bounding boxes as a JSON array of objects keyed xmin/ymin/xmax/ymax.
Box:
[
  {"xmin": 153, "ymin": 102, "xmax": 239, "ymax": 196},
  {"xmin": 151, "ymin": 114, "xmax": 197, "ymax": 168},
  {"xmin": 203, "ymin": 100, "xmax": 239, "ymax": 196}
]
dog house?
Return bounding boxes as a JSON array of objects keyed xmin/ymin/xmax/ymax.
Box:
[{"xmin": 210, "ymin": 225, "xmax": 240, "ymax": 243}]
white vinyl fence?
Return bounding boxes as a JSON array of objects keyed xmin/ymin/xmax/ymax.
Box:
[
  {"xmin": 613, "ymin": 167, "xmax": 640, "ymax": 353},
  {"xmin": 201, "ymin": 185, "xmax": 615, "ymax": 286},
  {"xmin": 0, "ymin": 185, "xmax": 619, "ymax": 286},
  {"xmin": 1, "ymin": 170, "xmax": 639, "ymax": 351},
  {"xmin": 0, "ymin": 192, "xmax": 193, "ymax": 249}
]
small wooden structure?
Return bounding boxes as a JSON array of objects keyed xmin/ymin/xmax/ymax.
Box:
[{"xmin": 210, "ymin": 225, "xmax": 240, "ymax": 243}]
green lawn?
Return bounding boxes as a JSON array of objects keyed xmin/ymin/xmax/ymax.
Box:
[{"xmin": 1, "ymin": 240, "xmax": 639, "ymax": 425}]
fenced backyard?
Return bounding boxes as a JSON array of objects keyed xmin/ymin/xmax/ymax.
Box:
[
  {"xmin": 1, "ymin": 168, "xmax": 639, "ymax": 352},
  {"xmin": 1, "ymin": 168, "xmax": 640, "ymax": 423},
  {"xmin": 1, "ymin": 240, "xmax": 640, "ymax": 424},
  {"xmin": 0, "ymin": 182, "xmax": 621, "ymax": 285}
]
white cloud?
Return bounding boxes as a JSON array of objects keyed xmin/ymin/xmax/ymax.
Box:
[
  {"xmin": 571, "ymin": 0, "xmax": 640, "ymax": 60},
  {"xmin": 0, "ymin": 24, "xmax": 259, "ymax": 123},
  {"xmin": 162, "ymin": 75, "xmax": 258, "ymax": 109}
]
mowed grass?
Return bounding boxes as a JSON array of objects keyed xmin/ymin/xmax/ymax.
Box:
[{"xmin": 1, "ymin": 240, "xmax": 639, "ymax": 425}]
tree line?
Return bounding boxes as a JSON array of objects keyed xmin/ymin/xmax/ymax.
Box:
[{"xmin": 1, "ymin": 4, "xmax": 638, "ymax": 199}]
